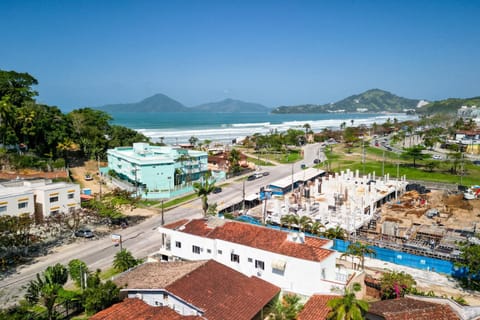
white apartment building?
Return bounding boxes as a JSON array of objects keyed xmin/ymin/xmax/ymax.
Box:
[
  {"xmin": 157, "ymin": 218, "xmax": 352, "ymax": 296},
  {"xmin": 0, "ymin": 186, "xmax": 35, "ymax": 217},
  {"xmin": 0, "ymin": 179, "xmax": 81, "ymax": 219}
]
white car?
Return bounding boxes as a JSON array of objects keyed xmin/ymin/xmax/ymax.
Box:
[{"xmin": 432, "ymin": 155, "xmax": 442, "ymax": 160}]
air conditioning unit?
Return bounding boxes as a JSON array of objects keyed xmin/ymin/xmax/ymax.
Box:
[
  {"xmin": 135, "ymin": 293, "xmax": 143, "ymax": 299},
  {"xmin": 257, "ymin": 270, "xmax": 262, "ymax": 276}
]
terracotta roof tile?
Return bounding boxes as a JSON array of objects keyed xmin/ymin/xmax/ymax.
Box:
[
  {"xmin": 368, "ymin": 297, "xmax": 461, "ymax": 320},
  {"xmin": 166, "ymin": 260, "xmax": 280, "ymax": 320},
  {"xmin": 176, "ymin": 219, "xmax": 334, "ymax": 262},
  {"xmin": 297, "ymin": 294, "xmax": 338, "ymax": 320},
  {"xmin": 163, "ymin": 219, "xmax": 189, "ymax": 230},
  {"xmin": 89, "ymin": 298, "xmax": 204, "ymax": 320},
  {"xmin": 114, "ymin": 261, "xmax": 208, "ymax": 289}
]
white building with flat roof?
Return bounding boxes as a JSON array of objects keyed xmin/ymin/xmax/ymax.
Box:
[
  {"xmin": 0, "ymin": 185, "xmax": 35, "ymax": 217},
  {"xmin": 157, "ymin": 217, "xmax": 352, "ymax": 296},
  {"xmin": 0, "ymin": 179, "xmax": 80, "ymax": 220}
]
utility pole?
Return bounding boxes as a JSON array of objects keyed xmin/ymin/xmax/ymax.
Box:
[
  {"xmin": 242, "ymin": 180, "xmax": 245, "ymax": 212},
  {"xmin": 161, "ymin": 200, "xmax": 165, "ymax": 225},
  {"xmin": 291, "ymin": 163, "xmax": 294, "ymax": 193},
  {"xmin": 362, "ymin": 136, "xmax": 366, "ymax": 176},
  {"xmin": 97, "ymin": 155, "xmax": 102, "ymax": 199},
  {"xmin": 382, "ymin": 150, "xmax": 385, "ymax": 177}
]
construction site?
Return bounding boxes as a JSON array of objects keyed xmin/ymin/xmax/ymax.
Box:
[{"xmin": 241, "ymin": 169, "xmax": 480, "ymax": 262}]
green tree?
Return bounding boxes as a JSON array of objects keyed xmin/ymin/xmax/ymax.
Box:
[
  {"xmin": 193, "ymin": 172, "xmax": 217, "ymax": 216},
  {"xmin": 280, "ymin": 214, "xmax": 299, "ymax": 230},
  {"xmin": 308, "ymin": 221, "xmax": 325, "ymax": 236},
  {"xmin": 0, "ymin": 70, "xmax": 38, "ymax": 106},
  {"xmin": 228, "ymin": 148, "xmax": 241, "ymax": 173},
  {"xmin": 68, "ymin": 259, "xmax": 89, "ymax": 288},
  {"xmin": 400, "ymin": 145, "xmax": 427, "ymax": 168},
  {"xmin": 455, "ymin": 243, "xmax": 480, "ymax": 290},
  {"xmin": 380, "ymin": 270, "xmax": 416, "ymax": 300},
  {"xmin": 325, "ymin": 226, "xmax": 346, "ymax": 240},
  {"xmin": 113, "ymin": 249, "xmax": 141, "ymax": 272},
  {"xmin": 298, "ymin": 215, "xmax": 313, "ymax": 232},
  {"xmin": 342, "ymin": 242, "xmax": 376, "ymax": 270},
  {"xmin": 25, "ymin": 263, "xmax": 69, "ymax": 320},
  {"xmin": 268, "ymin": 293, "xmax": 304, "ymax": 320},
  {"xmin": 82, "ymin": 270, "xmax": 120, "ymax": 315},
  {"xmin": 327, "ymin": 283, "xmax": 369, "ymax": 320},
  {"xmin": 189, "ymin": 136, "xmax": 199, "ymax": 147}
]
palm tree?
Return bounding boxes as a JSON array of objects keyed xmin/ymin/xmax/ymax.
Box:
[
  {"xmin": 355, "ymin": 242, "xmax": 376, "ymax": 270},
  {"xmin": 25, "ymin": 263, "xmax": 69, "ymax": 320},
  {"xmin": 325, "ymin": 226, "xmax": 346, "ymax": 240},
  {"xmin": 268, "ymin": 293, "xmax": 304, "ymax": 320},
  {"xmin": 327, "ymin": 283, "xmax": 369, "ymax": 320},
  {"xmin": 308, "ymin": 221, "xmax": 325, "ymax": 236},
  {"xmin": 113, "ymin": 249, "xmax": 140, "ymax": 272},
  {"xmin": 193, "ymin": 171, "xmax": 217, "ymax": 217},
  {"xmin": 280, "ymin": 214, "xmax": 299, "ymax": 230},
  {"xmin": 298, "ymin": 216, "xmax": 313, "ymax": 232}
]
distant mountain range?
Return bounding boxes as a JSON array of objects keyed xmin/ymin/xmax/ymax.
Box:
[
  {"xmin": 96, "ymin": 90, "xmax": 478, "ymax": 115},
  {"xmin": 193, "ymin": 98, "xmax": 269, "ymax": 113},
  {"xmin": 97, "ymin": 95, "xmax": 270, "ymax": 113},
  {"xmin": 271, "ymin": 89, "xmax": 420, "ymax": 114}
]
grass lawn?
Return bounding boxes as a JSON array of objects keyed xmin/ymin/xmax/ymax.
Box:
[
  {"xmin": 99, "ymin": 267, "xmax": 121, "ymax": 280},
  {"xmin": 260, "ymin": 150, "xmax": 302, "ymax": 164},
  {"xmin": 246, "ymin": 156, "xmax": 275, "ymax": 166},
  {"xmin": 327, "ymin": 144, "xmax": 480, "ymax": 186},
  {"xmin": 161, "ymin": 193, "xmax": 198, "ymax": 208}
]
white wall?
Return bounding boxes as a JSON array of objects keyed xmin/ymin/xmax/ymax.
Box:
[
  {"xmin": 160, "ymin": 227, "xmax": 346, "ymax": 296},
  {"xmin": 126, "ymin": 290, "xmax": 202, "ymax": 316},
  {"xmin": 33, "ymin": 184, "xmax": 80, "ymax": 217},
  {"xmin": 0, "ymin": 189, "xmax": 35, "ymax": 217}
]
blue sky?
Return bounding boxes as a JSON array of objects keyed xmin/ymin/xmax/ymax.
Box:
[{"xmin": 1, "ymin": 0, "xmax": 479, "ymax": 111}]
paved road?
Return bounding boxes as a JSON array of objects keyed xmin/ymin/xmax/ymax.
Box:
[{"xmin": 0, "ymin": 157, "xmax": 309, "ymax": 306}]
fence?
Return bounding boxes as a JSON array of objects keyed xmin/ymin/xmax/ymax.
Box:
[{"xmin": 333, "ymin": 239, "xmax": 461, "ymax": 275}]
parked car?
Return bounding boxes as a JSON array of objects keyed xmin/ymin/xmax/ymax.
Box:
[
  {"xmin": 432, "ymin": 155, "xmax": 442, "ymax": 160},
  {"xmin": 473, "ymin": 160, "xmax": 480, "ymax": 166},
  {"xmin": 247, "ymin": 175, "xmax": 256, "ymax": 181},
  {"xmin": 84, "ymin": 174, "xmax": 93, "ymax": 181},
  {"xmin": 75, "ymin": 228, "xmax": 94, "ymax": 238},
  {"xmin": 301, "ymin": 164, "xmax": 307, "ymax": 169},
  {"xmin": 262, "ymin": 171, "xmax": 270, "ymax": 176},
  {"xmin": 213, "ymin": 187, "xmax": 222, "ymax": 194},
  {"xmin": 313, "ymin": 159, "xmax": 321, "ymax": 164},
  {"xmin": 254, "ymin": 172, "xmax": 264, "ymax": 179}
]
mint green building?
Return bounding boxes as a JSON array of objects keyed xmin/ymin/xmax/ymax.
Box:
[{"xmin": 107, "ymin": 143, "xmax": 208, "ymax": 199}]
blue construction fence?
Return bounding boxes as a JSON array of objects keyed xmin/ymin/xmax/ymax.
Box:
[
  {"xmin": 234, "ymin": 216, "xmax": 467, "ymax": 277},
  {"xmin": 333, "ymin": 239, "xmax": 467, "ymax": 277}
]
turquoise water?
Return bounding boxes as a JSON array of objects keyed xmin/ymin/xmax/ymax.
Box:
[{"xmin": 110, "ymin": 112, "xmax": 416, "ymax": 144}]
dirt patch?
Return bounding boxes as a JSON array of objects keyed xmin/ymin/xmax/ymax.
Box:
[{"xmin": 69, "ymin": 160, "xmax": 108, "ymax": 195}]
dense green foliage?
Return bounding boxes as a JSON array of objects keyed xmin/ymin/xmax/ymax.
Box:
[
  {"xmin": 272, "ymin": 89, "xmax": 419, "ymax": 113},
  {"xmin": 327, "ymin": 283, "xmax": 369, "ymax": 320},
  {"xmin": 82, "ymin": 271, "xmax": 120, "ymax": 315},
  {"xmin": 455, "ymin": 243, "xmax": 480, "ymax": 290},
  {"xmin": 113, "ymin": 249, "xmax": 141, "ymax": 272},
  {"xmin": 268, "ymin": 293, "xmax": 304, "ymax": 320},
  {"xmin": 380, "ymin": 270, "xmax": 416, "ymax": 299},
  {"xmin": 0, "ymin": 69, "xmax": 149, "ymax": 163},
  {"xmin": 418, "ymin": 96, "xmax": 480, "ymax": 115}
]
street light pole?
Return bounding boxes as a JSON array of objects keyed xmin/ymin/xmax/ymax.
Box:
[{"xmin": 291, "ymin": 163, "xmax": 294, "ymax": 193}]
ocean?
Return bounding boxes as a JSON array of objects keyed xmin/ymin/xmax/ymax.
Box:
[{"xmin": 110, "ymin": 112, "xmax": 417, "ymax": 145}]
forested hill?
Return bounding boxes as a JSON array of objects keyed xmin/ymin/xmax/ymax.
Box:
[
  {"xmin": 417, "ymin": 96, "xmax": 480, "ymax": 115},
  {"xmin": 97, "ymin": 93, "xmax": 189, "ymax": 112},
  {"xmin": 271, "ymin": 89, "xmax": 420, "ymax": 114},
  {"xmin": 191, "ymin": 98, "xmax": 270, "ymax": 113}
]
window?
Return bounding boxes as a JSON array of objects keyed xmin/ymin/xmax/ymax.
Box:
[
  {"xmin": 255, "ymin": 260, "xmax": 265, "ymax": 270},
  {"xmin": 68, "ymin": 193, "xmax": 74, "ymax": 199},
  {"xmin": 18, "ymin": 201, "xmax": 28, "ymax": 209},
  {"xmin": 231, "ymin": 253, "xmax": 240, "ymax": 263},
  {"xmin": 192, "ymin": 245, "xmax": 201, "ymax": 254},
  {"xmin": 49, "ymin": 196, "xmax": 59, "ymax": 203},
  {"xmin": 248, "ymin": 258, "xmax": 253, "ymax": 263},
  {"xmin": 0, "ymin": 206, "xmax": 6, "ymax": 213},
  {"xmin": 218, "ymin": 249, "xmax": 223, "ymax": 255},
  {"xmin": 175, "ymin": 241, "xmax": 182, "ymax": 248},
  {"xmin": 50, "ymin": 210, "xmax": 59, "ymax": 215},
  {"xmin": 207, "ymin": 249, "xmax": 211, "ymax": 254}
]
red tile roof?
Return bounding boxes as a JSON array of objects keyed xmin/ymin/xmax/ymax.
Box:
[
  {"xmin": 89, "ymin": 298, "xmax": 204, "ymax": 320},
  {"xmin": 367, "ymin": 297, "xmax": 461, "ymax": 320},
  {"xmin": 166, "ymin": 260, "xmax": 280, "ymax": 320},
  {"xmin": 166, "ymin": 219, "xmax": 334, "ymax": 262},
  {"xmin": 297, "ymin": 294, "xmax": 338, "ymax": 320}
]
